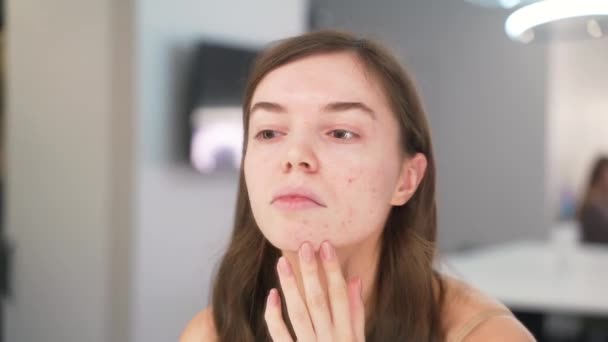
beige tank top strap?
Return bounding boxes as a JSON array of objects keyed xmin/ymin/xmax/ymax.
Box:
[{"xmin": 449, "ymin": 308, "xmax": 513, "ymax": 342}]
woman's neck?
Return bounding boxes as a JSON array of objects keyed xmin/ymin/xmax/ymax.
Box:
[{"xmin": 281, "ymin": 233, "xmax": 382, "ymax": 319}]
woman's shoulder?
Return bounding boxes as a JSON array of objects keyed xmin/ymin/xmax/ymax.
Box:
[
  {"xmin": 440, "ymin": 275, "xmax": 535, "ymax": 342},
  {"xmin": 179, "ymin": 307, "xmax": 217, "ymax": 342}
]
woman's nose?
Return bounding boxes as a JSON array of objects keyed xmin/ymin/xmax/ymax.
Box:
[{"xmin": 282, "ymin": 140, "xmax": 319, "ymax": 173}]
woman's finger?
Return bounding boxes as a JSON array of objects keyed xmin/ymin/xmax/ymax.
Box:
[
  {"xmin": 348, "ymin": 277, "xmax": 366, "ymax": 342},
  {"xmin": 319, "ymin": 241, "xmax": 353, "ymax": 340},
  {"xmin": 264, "ymin": 288, "xmax": 294, "ymax": 342},
  {"xmin": 299, "ymin": 242, "xmax": 333, "ymax": 341},
  {"xmin": 276, "ymin": 256, "xmax": 316, "ymax": 341}
]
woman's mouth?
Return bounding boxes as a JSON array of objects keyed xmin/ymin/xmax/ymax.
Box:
[{"xmin": 272, "ymin": 195, "xmax": 324, "ymax": 210}]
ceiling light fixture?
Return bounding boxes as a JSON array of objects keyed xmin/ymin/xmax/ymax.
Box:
[{"xmin": 505, "ymin": 0, "xmax": 608, "ymax": 41}]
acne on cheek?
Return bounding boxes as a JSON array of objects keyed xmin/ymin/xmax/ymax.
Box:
[
  {"xmin": 340, "ymin": 169, "xmax": 383, "ymax": 226},
  {"xmin": 339, "ymin": 206, "xmax": 354, "ymax": 230},
  {"xmin": 345, "ymin": 167, "xmax": 364, "ymax": 185},
  {"xmin": 346, "ymin": 168, "xmax": 383, "ymax": 195}
]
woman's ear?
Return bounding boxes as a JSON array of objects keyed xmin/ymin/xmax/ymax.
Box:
[{"xmin": 390, "ymin": 153, "xmax": 427, "ymax": 206}]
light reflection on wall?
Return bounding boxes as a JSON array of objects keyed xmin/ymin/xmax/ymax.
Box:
[{"xmin": 190, "ymin": 106, "xmax": 243, "ymax": 173}]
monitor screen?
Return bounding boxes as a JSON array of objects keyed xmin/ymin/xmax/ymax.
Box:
[{"xmin": 184, "ymin": 42, "xmax": 258, "ymax": 174}]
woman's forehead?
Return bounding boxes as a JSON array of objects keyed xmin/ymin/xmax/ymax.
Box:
[{"xmin": 250, "ymin": 52, "xmax": 390, "ymax": 113}]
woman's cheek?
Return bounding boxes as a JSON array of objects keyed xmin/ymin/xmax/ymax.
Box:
[{"xmin": 332, "ymin": 170, "xmax": 390, "ymax": 242}]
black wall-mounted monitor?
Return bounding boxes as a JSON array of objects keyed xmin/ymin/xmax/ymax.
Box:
[{"xmin": 182, "ymin": 42, "xmax": 258, "ymax": 173}]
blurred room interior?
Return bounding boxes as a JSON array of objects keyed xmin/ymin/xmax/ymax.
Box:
[{"xmin": 2, "ymin": 0, "xmax": 607, "ymax": 341}]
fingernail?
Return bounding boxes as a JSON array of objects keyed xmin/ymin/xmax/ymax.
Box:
[
  {"xmin": 300, "ymin": 242, "xmax": 313, "ymax": 263},
  {"xmin": 320, "ymin": 241, "xmax": 334, "ymax": 261},
  {"xmin": 278, "ymin": 257, "xmax": 292, "ymax": 276},
  {"xmin": 267, "ymin": 288, "xmax": 279, "ymax": 306}
]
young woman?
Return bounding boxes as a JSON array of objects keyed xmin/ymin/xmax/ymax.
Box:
[
  {"xmin": 181, "ymin": 30, "xmax": 534, "ymax": 342},
  {"xmin": 578, "ymin": 156, "xmax": 608, "ymax": 244}
]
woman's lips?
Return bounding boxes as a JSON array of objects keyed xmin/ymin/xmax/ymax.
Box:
[
  {"xmin": 272, "ymin": 195, "xmax": 324, "ymax": 210},
  {"xmin": 271, "ymin": 187, "xmax": 326, "ymax": 210}
]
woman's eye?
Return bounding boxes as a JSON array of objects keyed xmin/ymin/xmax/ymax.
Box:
[
  {"xmin": 330, "ymin": 129, "xmax": 359, "ymax": 140},
  {"xmin": 254, "ymin": 130, "xmax": 281, "ymax": 140}
]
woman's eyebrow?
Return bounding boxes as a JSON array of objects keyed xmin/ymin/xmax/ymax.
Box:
[
  {"xmin": 250, "ymin": 101, "xmax": 286, "ymax": 115},
  {"xmin": 323, "ymin": 102, "xmax": 376, "ymax": 120},
  {"xmin": 250, "ymin": 101, "xmax": 377, "ymax": 120}
]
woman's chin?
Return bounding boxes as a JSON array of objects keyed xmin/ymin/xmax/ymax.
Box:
[{"xmin": 264, "ymin": 229, "xmax": 329, "ymax": 252}]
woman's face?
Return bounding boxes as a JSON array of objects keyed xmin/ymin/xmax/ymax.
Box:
[{"xmin": 244, "ymin": 52, "xmax": 409, "ymax": 251}]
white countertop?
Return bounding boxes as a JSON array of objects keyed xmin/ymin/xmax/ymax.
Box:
[{"xmin": 442, "ymin": 240, "xmax": 608, "ymax": 315}]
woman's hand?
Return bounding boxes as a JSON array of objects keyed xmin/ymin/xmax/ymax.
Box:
[{"xmin": 264, "ymin": 241, "xmax": 366, "ymax": 342}]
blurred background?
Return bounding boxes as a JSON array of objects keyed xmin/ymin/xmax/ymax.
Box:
[{"xmin": 2, "ymin": 0, "xmax": 607, "ymax": 341}]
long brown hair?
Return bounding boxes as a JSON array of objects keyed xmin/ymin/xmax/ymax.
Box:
[
  {"xmin": 211, "ymin": 30, "xmax": 445, "ymax": 341},
  {"xmin": 578, "ymin": 156, "xmax": 608, "ymax": 218}
]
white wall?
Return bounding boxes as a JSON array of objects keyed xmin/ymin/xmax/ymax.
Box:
[
  {"xmin": 5, "ymin": 0, "xmax": 135, "ymax": 341},
  {"xmin": 547, "ymin": 38, "xmax": 608, "ymax": 221},
  {"xmin": 133, "ymin": 1, "xmax": 307, "ymax": 341}
]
